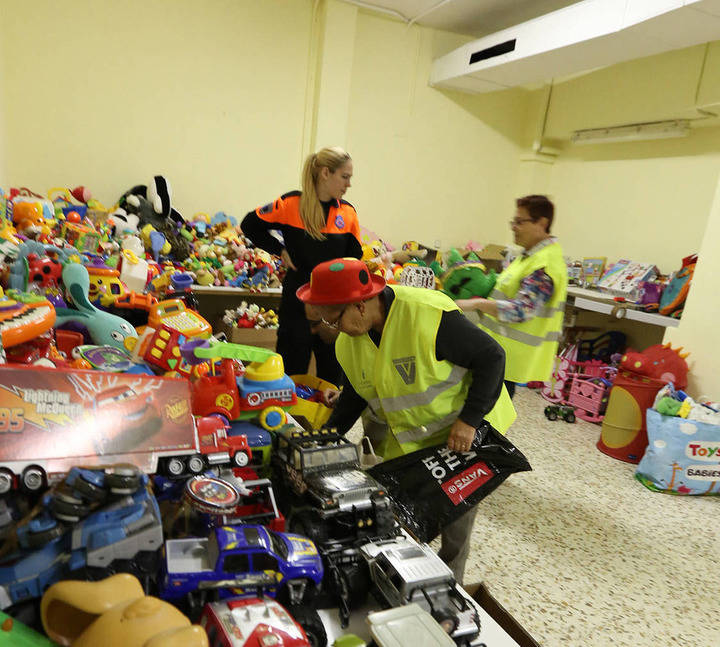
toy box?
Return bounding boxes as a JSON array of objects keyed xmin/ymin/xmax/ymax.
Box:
[
  {"xmin": 0, "ymin": 365, "xmax": 194, "ymax": 489},
  {"xmin": 222, "ymin": 323, "xmax": 278, "ymax": 351},
  {"xmin": 597, "ymin": 260, "xmax": 658, "ymax": 300},
  {"xmin": 581, "ymin": 257, "xmax": 606, "ymax": 286}
]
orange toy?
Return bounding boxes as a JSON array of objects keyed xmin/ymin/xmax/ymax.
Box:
[
  {"xmin": 12, "ymin": 201, "xmax": 46, "ymax": 233},
  {"xmin": 0, "ymin": 291, "xmax": 56, "ymax": 348}
]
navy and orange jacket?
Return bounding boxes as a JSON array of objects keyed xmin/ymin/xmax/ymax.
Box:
[{"xmin": 241, "ymin": 191, "xmax": 363, "ymax": 301}]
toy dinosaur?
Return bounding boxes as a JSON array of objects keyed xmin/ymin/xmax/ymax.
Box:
[
  {"xmin": 620, "ymin": 343, "xmax": 690, "ymax": 389},
  {"xmin": 441, "ymin": 248, "xmax": 497, "ymax": 300},
  {"xmin": 55, "ymin": 263, "xmax": 137, "ymax": 350}
]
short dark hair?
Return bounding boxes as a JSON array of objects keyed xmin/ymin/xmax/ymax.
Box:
[{"xmin": 516, "ymin": 195, "xmax": 554, "ymax": 233}]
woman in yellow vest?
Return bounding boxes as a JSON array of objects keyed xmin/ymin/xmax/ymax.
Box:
[
  {"xmin": 297, "ymin": 258, "xmax": 516, "ymax": 583},
  {"xmin": 458, "ymin": 195, "xmax": 568, "ymax": 398}
]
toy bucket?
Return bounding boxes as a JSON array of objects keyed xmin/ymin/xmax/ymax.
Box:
[
  {"xmin": 289, "ymin": 374, "xmax": 336, "ymax": 429},
  {"xmin": 597, "ymin": 370, "xmax": 665, "ymax": 463}
]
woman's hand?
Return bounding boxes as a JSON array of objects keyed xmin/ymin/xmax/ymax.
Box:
[
  {"xmin": 455, "ymin": 298, "xmax": 486, "ymax": 312},
  {"xmin": 281, "ymin": 248, "xmax": 297, "ymax": 271},
  {"xmin": 446, "ymin": 417, "xmax": 476, "ymax": 452}
]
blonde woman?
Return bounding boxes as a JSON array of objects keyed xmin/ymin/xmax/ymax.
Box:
[{"xmin": 241, "ymin": 146, "xmax": 361, "ymax": 382}]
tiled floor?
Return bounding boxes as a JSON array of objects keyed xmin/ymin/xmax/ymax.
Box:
[{"xmin": 462, "ymin": 387, "xmax": 720, "ymax": 647}]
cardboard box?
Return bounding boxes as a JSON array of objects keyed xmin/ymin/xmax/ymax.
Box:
[
  {"xmin": 466, "ymin": 582, "xmax": 541, "ymax": 647},
  {"xmin": 221, "ymin": 324, "xmax": 278, "ymax": 351},
  {"xmin": 474, "ymin": 243, "xmax": 508, "ymax": 273}
]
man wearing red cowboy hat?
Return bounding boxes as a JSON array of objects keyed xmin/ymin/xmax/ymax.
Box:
[{"xmin": 297, "ymin": 257, "xmax": 516, "ymax": 582}]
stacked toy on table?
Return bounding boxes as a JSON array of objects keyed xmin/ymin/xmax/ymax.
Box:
[{"xmin": 222, "ymin": 301, "xmax": 279, "ymax": 330}]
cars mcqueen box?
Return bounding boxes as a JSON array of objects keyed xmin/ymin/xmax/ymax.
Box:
[{"xmin": 0, "ymin": 364, "xmax": 194, "ymax": 487}]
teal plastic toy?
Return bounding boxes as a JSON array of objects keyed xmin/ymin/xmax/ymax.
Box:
[{"xmin": 55, "ymin": 263, "xmax": 137, "ymax": 350}]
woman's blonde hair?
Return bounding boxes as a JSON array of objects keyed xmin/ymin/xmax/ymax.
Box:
[{"xmin": 300, "ymin": 146, "xmax": 351, "ymax": 240}]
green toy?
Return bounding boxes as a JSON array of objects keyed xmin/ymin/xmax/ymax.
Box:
[
  {"xmin": 441, "ymin": 248, "xmax": 497, "ymax": 300},
  {"xmin": 656, "ymin": 396, "xmax": 683, "ymax": 417},
  {"xmin": 333, "ymin": 636, "xmax": 367, "ymax": 647},
  {"xmin": 0, "ymin": 611, "xmax": 57, "ymax": 645}
]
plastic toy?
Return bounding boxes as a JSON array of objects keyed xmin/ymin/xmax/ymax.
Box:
[
  {"xmin": 200, "ymin": 595, "xmax": 325, "ymax": 647},
  {"xmin": 0, "ymin": 365, "xmax": 211, "ymax": 491},
  {"xmin": 41, "ymin": 573, "xmax": 208, "ymax": 647},
  {"xmin": 0, "ymin": 289, "xmax": 56, "ymax": 348},
  {"xmin": 73, "ymin": 344, "xmax": 135, "ymax": 372},
  {"xmin": 359, "ymin": 533, "xmax": 480, "ymax": 645},
  {"xmin": 543, "ymin": 404, "xmax": 576, "ymax": 423},
  {"xmin": 0, "ymin": 484, "xmax": 163, "ymax": 609},
  {"xmin": 61, "ymin": 220, "xmax": 101, "ymax": 253},
  {"xmin": 159, "ymin": 524, "xmax": 323, "ymax": 610},
  {"xmin": 189, "ymin": 341, "xmax": 297, "ymax": 431},
  {"xmin": 148, "ymin": 299, "xmax": 212, "ymax": 339},
  {"xmin": 274, "ymin": 428, "xmax": 395, "ymax": 546},
  {"xmin": 55, "ymin": 262, "xmax": 137, "ymax": 350},
  {"xmin": 0, "ymin": 610, "xmax": 56, "ymax": 646},
  {"xmin": 365, "ymin": 604, "xmax": 457, "ymax": 647},
  {"xmin": 86, "ymin": 261, "xmax": 127, "ymax": 308},
  {"xmin": 659, "ymin": 253, "xmax": 696, "ymax": 317},
  {"xmin": 289, "ymin": 374, "xmax": 336, "ymax": 428}
]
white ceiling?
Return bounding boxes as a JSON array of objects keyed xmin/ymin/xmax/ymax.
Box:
[{"xmin": 344, "ymin": 0, "xmax": 581, "ymax": 37}]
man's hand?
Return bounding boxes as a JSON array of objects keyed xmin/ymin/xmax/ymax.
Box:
[
  {"xmin": 321, "ymin": 388, "xmax": 340, "ymax": 408},
  {"xmin": 447, "ymin": 417, "xmax": 476, "ymax": 452},
  {"xmin": 281, "ymin": 248, "xmax": 297, "ymax": 271}
]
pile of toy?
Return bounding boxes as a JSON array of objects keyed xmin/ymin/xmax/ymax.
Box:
[
  {"xmin": 222, "ymin": 301, "xmax": 279, "ymax": 330},
  {"xmin": 0, "ymin": 178, "xmax": 285, "ymax": 296},
  {"xmin": 635, "ymin": 382, "xmax": 720, "ymax": 496}
]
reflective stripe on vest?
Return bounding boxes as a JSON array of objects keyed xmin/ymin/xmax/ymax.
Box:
[
  {"xmin": 336, "ymin": 285, "xmax": 516, "ymax": 457},
  {"xmin": 480, "ymin": 241, "xmax": 568, "ymax": 383}
]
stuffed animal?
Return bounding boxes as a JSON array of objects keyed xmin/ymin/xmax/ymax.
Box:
[
  {"xmin": 441, "ymin": 248, "xmax": 497, "ymax": 300},
  {"xmin": 55, "ymin": 263, "xmax": 137, "ymax": 349},
  {"xmin": 620, "ymin": 343, "xmax": 690, "ymax": 389}
]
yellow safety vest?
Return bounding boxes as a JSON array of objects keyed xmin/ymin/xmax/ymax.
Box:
[
  {"xmin": 478, "ymin": 241, "xmax": 568, "ymax": 383},
  {"xmin": 336, "ymin": 285, "xmax": 516, "ymax": 460}
]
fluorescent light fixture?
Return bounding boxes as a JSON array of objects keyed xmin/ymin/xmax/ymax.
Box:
[{"xmin": 571, "ymin": 119, "xmax": 691, "ymax": 145}]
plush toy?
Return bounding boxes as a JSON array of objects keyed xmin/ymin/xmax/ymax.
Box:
[
  {"xmin": 441, "ymin": 248, "xmax": 497, "ymax": 300},
  {"xmin": 55, "ymin": 263, "xmax": 137, "ymax": 350},
  {"xmin": 620, "ymin": 343, "xmax": 690, "ymax": 389},
  {"xmin": 118, "ymin": 176, "xmax": 190, "ymax": 261}
]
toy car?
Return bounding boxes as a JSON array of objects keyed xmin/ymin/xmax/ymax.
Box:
[
  {"xmin": 273, "ymin": 428, "xmax": 396, "ymax": 546},
  {"xmin": 367, "ymin": 603, "xmax": 457, "ymax": 647},
  {"xmin": 200, "ymin": 595, "xmax": 326, "ymax": 647},
  {"xmin": 159, "ymin": 524, "xmax": 323, "ymax": 613},
  {"xmin": 359, "ymin": 533, "xmax": 480, "ymax": 646},
  {"xmin": 543, "ymin": 404, "xmax": 576, "ymax": 423}
]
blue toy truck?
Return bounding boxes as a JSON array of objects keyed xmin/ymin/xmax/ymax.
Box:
[
  {"xmin": 159, "ymin": 524, "xmax": 323, "ymax": 610},
  {"xmin": 0, "ymin": 483, "xmax": 162, "ymax": 609}
]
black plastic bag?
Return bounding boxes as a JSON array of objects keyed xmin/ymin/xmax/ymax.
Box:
[{"xmin": 368, "ymin": 422, "xmax": 531, "ymax": 542}]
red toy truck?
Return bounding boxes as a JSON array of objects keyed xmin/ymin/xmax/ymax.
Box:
[{"xmin": 0, "ymin": 365, "xmax": 250, "ymax": 493}]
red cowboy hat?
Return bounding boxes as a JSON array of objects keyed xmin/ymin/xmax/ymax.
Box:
[{"xmin": 297, "ymin": 258, "xmax": 386, "ymax": 305}]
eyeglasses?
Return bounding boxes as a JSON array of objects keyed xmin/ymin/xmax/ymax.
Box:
[
  {"xmin": 509, "ymin": 218, "xmax": 533, "ymax": 228},
  {"xmin": 320, "ymin": 306, "xmax": 347, "ymax": 330}
]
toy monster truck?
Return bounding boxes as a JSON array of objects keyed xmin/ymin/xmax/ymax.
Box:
[
  {"xmin": 359, "ymin": 532, "xmax": 481, "ymax": 646},
  {"xmin": 544, "ymin": 404, "xmax": 576, "ymax": 423}
]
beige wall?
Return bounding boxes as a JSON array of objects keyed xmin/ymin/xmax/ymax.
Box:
[
  {"xmin": 665, "ymin": 173, "xmax": 720, "ymax": 397},
  {"xmin": 0, "ymin": 0, "xmax": 313, "ymax": 218}
]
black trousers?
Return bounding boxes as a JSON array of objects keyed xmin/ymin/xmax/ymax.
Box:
[{"xmin": 276, "ymin": 292, "xmax": 342, "ymax": 385}]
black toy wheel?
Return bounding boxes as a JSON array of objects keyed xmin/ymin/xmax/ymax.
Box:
[
  {"xmin": 288, "ymin": 509, "xmax": 328, "ymax": 546},
  {"xmin": 432, "ymin": 608, "xmax": 459, "ymax": 635},
  {"xmin": 288, "ymin": 605, "xmax": 327, "ymax": 647},
  {"xmin": 565, "ymin": 412, "xmax": 576, "ymax": 424},
  {"xmin": 105, "ymin": 467, "xmax": 142, "ymax": 494},
  {"xmin": 71, "ymin": 474, "xmax": 107, "ymax": 503},
  {"xmin": 0, "ymin": 469, "xmax": 13, "ymax": 495},
  {"xmin": 163, "ymin": 457, "xmax": 186, "ymax": 477},
  {"xmin": 23, "ymin": 522, "xmax": 66, "ymax": 549},
  {"xmin": 187, "ymin": 455, "xmax": 205, "ymax": 474},
  {"xmin": 49, "ymin": 492, "xmax": 90, "ymax": 522},
  {"xmin": 546, "ymin": 410, "xmax": 558, "ymax": 421},
  {"xmin": 21, "ymin": 465, "xmax": 46, "ymax": 493}
]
